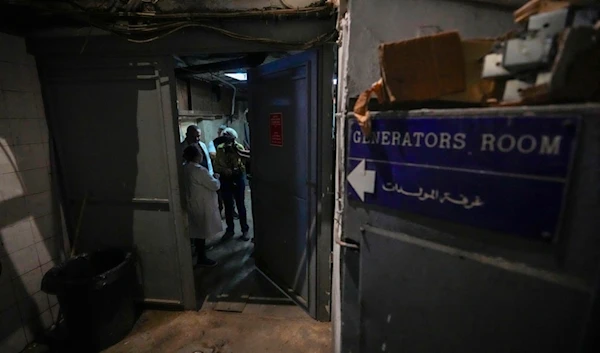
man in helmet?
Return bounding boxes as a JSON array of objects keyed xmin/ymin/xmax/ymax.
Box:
[
  {"xmin": 214, "ymin": 128, "xmax": 251, "ymax": 241},
  {"xmin": 209, "ymin": 125, "xmax": 237, "ymax": 219}
]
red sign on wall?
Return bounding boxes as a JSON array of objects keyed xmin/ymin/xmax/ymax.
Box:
[{"xmin": 269, "ymin": 113, "xmax": 283, "ymax": 147}]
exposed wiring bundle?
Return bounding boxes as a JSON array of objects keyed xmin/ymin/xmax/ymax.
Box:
[{"xmin": 7, "ymin": 0, "xmax": 337, "ymax": 46}]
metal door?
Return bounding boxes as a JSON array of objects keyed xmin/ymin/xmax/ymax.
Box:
[
  {"xmin": 39, "ymin": 58, "xmax": 193, "ymax": 307},
  {"xmin": 248, "ymin": 48, "xmax": 334, "ymax": 321}
]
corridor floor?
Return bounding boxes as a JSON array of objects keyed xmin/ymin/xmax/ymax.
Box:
[
  {"xmin": 102, "ymin": 308, "xmax": 331, "ymax": 353},
  {"xmin": 103, "ymin": 189, "xmax": 332, "ymax": 353}
]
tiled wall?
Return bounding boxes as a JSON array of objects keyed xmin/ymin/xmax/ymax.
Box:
[{"xmin": 0, "ymin": 33, "xmax": 61, "ymax": 353}]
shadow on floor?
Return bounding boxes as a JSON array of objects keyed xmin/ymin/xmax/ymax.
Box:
[
  {"xmin": 36, "ymin": 189, "xmax": 332, "ymax": 353},
  {"xmin": 102, "ymin": 308, "xmax": 332, "ymax": 353},
  {"xmin": 101, "ymin": 189, "xmax": 331, "ymax": 353},
  {"xmin": 193, "ymin": 189, "xmax": 304, "ymax": 317},
  {"xmin": 194, "ymin": 235, "xmax": 304, "ymax": 318}
]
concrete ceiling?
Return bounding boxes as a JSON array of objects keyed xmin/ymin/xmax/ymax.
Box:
[
  {"xmin": 0, "ymin": 0, "xmax": 531, "ymax": 38},
  {"xmin": 79, "ymin": 0, "xmax": 329, "ymax": 12},
  {"xmin": 173, "ymin": 51, "xmax": 295, "ymax": 99},
  {"xmin": 0, "ymin": 0, "xmax": 335, "ymax": 36}
]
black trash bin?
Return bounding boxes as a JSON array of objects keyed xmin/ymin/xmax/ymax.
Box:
[{"xmin": 42, "ymin": 248, "xmax": 137, "ymax": 351}]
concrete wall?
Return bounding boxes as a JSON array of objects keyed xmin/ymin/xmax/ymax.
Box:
[
  {"xmin": 190, "ymin": 80, "xmax": 235, "ymax": 116},
  {"xmin": 345, "ymin": 0, "xmax": 515, "ymax": 97},
  {"xmin": 0, "ymin": 33, "xmax": 61, "ymax": 353},
  {"xmin": 176, "ymin": 78, "xmax": 190, "ymax": 111},
  {"xmin": 178, "ymin": 80, "xmax": 249, "ymax": 147}
]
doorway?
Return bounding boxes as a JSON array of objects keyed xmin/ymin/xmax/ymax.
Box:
[{"xmin": 174, "ymin": 47, "xmax": 335, "ymax": 322}]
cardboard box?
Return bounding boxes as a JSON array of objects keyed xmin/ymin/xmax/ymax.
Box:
[
  {"xmin": 379, "ymin": 31, "xmax": 466, "ymax": 102},
  {"xmin": 514, "ymin": 0, "xmax": 570, "ymax": 24},
  {"xmin": 440, "ymin": 39, "xmax": 498, "ymax": 104}
]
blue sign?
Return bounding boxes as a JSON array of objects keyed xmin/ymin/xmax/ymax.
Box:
[{"xmin": 347, "ymin": 115, "xmax": 579, "ymax": 240}]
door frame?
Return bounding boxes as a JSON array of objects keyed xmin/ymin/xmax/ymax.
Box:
[
  {"xmin": 28, "ymin": 17, "xmax": 338, "ymax": 315},
  {"xmin": 315, "ymin": 44, "xmax": 335, "ymax": 321}
]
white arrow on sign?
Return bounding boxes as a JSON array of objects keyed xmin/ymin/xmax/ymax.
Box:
[{"xmin": 347, "ymin": 159, "xmax": 376, "ymax": 202}]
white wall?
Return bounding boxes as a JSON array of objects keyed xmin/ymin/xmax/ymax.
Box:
[{"xmin": 0, "ymin": 33, "xmax": 61, "ymax": 353}]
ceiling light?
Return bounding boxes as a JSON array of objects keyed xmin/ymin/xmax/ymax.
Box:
[{"xmin": 224, "ymin": 73, "xmax": 247, "ymax": 81}]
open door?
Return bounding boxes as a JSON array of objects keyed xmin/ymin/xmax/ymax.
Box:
[{"xmin": 248, "ymin": 48, "xmax": 334, "ymax": 321}]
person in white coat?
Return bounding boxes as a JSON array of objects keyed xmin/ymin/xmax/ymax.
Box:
[{"xmin": 183, "ymin": 145, "xmax": 222, "ymax": 267}]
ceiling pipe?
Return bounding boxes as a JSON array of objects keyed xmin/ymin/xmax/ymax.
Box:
[{"xmin": 175, "ymin": 53, "xmax": 267, "ymax": 78}]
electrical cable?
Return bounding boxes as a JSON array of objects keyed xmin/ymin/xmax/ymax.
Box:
[
  {"xmin": 92, "ymin": 19, "xmax": 337, "ymax": 47},
  {"xmin": 112, "ymin": 6, "xmax": 332, "ymax": 19},
  {"xmin": 35, "ymin": 0, "xmax": 337, "ymax": 47},
  {"xmin": 49, "ymin": 1, "xmax": 332, "ymax": 19},
  {"xmin": 134, "ymin": 25, "xmax": 337, "ymax": 46},
  {"xmin": 279, "ymin": 0, "xmax": 295, "ymax": 9}
]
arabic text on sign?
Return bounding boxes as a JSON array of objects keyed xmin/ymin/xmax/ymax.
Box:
[{"xmin": 382, "ymin": 183, "xmax": 484, "ymax": 210}]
